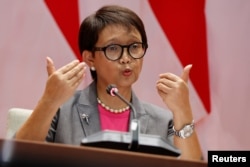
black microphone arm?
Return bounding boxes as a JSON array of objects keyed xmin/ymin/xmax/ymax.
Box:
[
  {"xmin": 106, "ymin": 84, "xmax": 137, "ymax": 119},
  {"xmin": 106, "ymin": 84, "xmax": 139, "ymax": 150}
]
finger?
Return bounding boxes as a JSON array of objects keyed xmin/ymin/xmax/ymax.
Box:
[
  {"xmin": 66, "ymin": 62, "xmax": 86, "ymax": 80},
  {"xmin": 46, "ymin": 57, "xmax": 56, "ymax": 76},
  {"xmin": 157, "ymin": 78, "xmax": 175, "ymax": 89},
  {"xmin": 67, "ymin": 69, "xmax": 85, "ymax": 90},
  {"xmin": 156, "ymin": 82, "xmax": 171, "ymax": 94},
  {"xmin": 58, "ymin": 59, "xmax": 80, "ymax": 74},
  {"xmin": 157, "ymin": 88, "xmax": 166, "ymax": 100},
  {"xmin": 72, "ymin": 70, "xmax": 85, "ymax": 88},
  {"xmin": 159, "ymin": 72, "xmax": 179, "ymax": 82},
  {"xmin": 181, "ymin": 64, "xmax": 192, "ymax": 83}
]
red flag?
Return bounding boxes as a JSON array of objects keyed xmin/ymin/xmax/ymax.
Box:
[
  {"xmin": 44, "ymin": 0, "xmax": 81, "ymax": 61},
  {"xmin": 149, "ymin": 0, "xmax": 211, "ymax": 113}
]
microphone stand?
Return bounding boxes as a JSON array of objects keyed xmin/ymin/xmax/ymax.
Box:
[{"xmin": 112, "ymin": 91, "xmax": 139, "ymax": 150}]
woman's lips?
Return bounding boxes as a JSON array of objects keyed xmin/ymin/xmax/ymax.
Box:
[{"xmin": 122, "ymin": 69, "xmax": 132, "ymax": 76}]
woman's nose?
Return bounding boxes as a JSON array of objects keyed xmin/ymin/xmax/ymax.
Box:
[{"xmin": 119, "ymin": 48, "xmax": 131, "ymax": 64}]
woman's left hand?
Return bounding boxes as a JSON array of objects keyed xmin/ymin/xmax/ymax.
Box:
[{"xmin": 156, "ymin": 65, "xmax": 193, "ymax": 117}]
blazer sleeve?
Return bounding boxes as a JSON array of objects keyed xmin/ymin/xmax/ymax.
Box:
[{"xmin": 46, "ymin": 109, "xmax": 60, "ymax": 142}]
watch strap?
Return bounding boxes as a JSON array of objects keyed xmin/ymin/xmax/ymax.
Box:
[{"xmin": 173, "ymin": 120, "xmax": 195, "ymax": 139}]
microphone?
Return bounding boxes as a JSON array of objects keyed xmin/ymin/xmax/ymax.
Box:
[{"xmin": 106, "ymin": 84, "xmax": 139, "ymax": 150}]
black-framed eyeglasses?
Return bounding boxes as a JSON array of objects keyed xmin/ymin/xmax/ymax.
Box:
[{"xmin": 92, "ymin": 42, "xmax": 148, "ymax": 61}]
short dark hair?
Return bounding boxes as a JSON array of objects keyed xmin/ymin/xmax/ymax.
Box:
[{"xmin": 78, "ymin": 5, "xmax": 148, "ymax": 80}]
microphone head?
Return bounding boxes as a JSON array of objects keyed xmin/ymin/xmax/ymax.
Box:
[{"xmin": 106, "ymin": 84, "xmax": 118, "ymax": 97}]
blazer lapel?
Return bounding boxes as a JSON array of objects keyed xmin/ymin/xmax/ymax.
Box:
[
  {"xmin": 76, "ymin": 82, "xmax": 101, "ymax": 137},
  {"xmin": 77, "ymin": 104, "xmax": 100, "ymax": 137},
  {"xmin": 131, "ymin": 91, "xmax": 149, "ymax": 134}
]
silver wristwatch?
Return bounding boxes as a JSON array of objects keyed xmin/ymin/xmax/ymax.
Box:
[{"xmin": 173, "ymin": 120, "xmax": 195, "ymax": 139}]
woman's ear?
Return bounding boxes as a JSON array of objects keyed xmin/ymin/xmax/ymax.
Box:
[{"xmin": 82, "ymin": 50, "xmax": 94, "ymax": 67}]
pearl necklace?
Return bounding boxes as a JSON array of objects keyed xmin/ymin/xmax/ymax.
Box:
[{"xmin": 97, "ymin": 97, "xmax": 130, "ymax": 114}]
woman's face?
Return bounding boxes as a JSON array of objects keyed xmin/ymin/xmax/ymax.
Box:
[{"xmin": 93, "ymin": 25, "xmax": 144, "ymax": 89}]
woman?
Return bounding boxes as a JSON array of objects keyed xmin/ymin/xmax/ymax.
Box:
[{"xmin": 16, "ymin": 5, "xmax": 202, "ymax": 160}]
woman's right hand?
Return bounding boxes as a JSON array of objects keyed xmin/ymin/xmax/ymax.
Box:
[{"xmin": 41, "ymin": 57, "xmax": 87, "ymax": 107}]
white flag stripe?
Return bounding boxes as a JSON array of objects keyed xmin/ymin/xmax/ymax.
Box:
[{"xmin": 0, "ymin": 0, "xmax": 81, "ymax": 133}]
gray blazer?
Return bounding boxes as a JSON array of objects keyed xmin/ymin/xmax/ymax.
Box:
[{"xmin": 46, "ymin": 82, "xmax": 174, "ymax": 145}]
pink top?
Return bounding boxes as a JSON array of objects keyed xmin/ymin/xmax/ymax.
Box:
[{"xmin": 98, "ymin": 103, "xmax": 130, "ymax": 132}]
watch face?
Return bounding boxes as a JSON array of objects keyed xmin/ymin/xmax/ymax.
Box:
[{"xmin": 180, "ymin": 125, "xmax": 194, "ymax": 138}]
